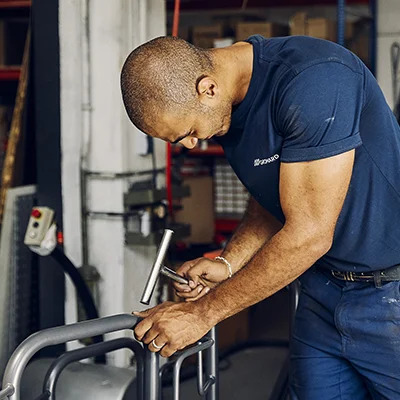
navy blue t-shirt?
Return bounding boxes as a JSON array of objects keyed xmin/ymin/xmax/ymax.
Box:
[{"xmin": 216, "ymin": 35, "xmax": 400, "ymax": 272}]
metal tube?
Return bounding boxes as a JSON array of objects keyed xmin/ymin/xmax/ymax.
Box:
[
  {"xmin": 171, "ymin": 340, "xmax": 214, "ymax": 400},
  {"xmin": 2, "ymin": 314, "xmax": 138, "ymax": 400},
  {"xmin": 140, "ymin": 229, "xmax": 173, "ymax": 305},
  {"xmin": 173, "ymin": 358, "xmax": 184, "ymax": 400},
  {"xmin": 160, "ymin": 266, "xmax": 189, "ymax": 285},
  {"xmin": 143, "ymin": 349, "xmax": 159, "ymax": 400},
  {"xmin": 0, "ymin": 384, "xmax": 14, "ymax": 399},
  {"xmin": 84, "ymin": 168, "xmax": 165, "ymax": 179},
  {"xmin": 206, "ymin": 327, "xmax": 219, "ymax": 400},
  {"xmin": 43, "ymin": 338, "xmax": 144, "ymax": 400},
  {"xmin": 197, "ymin": 349, "xmax": 216, "ymax": 397}
]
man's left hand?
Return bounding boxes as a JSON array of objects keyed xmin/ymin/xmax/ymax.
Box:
[{"xmin": 133, "ymin": 301, "xmax": 212, "ymax": 357}]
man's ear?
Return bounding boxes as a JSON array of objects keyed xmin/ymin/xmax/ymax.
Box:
[{"xmin": 196, "ymin": 76, "xmax": 217, "ymax": 98}]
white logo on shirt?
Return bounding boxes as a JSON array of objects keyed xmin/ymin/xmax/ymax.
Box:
[{"xmin": 254, "ymin": 154, "xmax": 280, "ymax": 167}]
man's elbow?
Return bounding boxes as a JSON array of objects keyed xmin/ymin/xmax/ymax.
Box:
[{"xmin": 284, "ymin": 222, "xmax": 334, "ymax": 259}]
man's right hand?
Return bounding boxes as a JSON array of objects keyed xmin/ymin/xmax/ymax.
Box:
[{"xmin": 173, "ymin": 257, "xmax": 230, "ymax": 302}]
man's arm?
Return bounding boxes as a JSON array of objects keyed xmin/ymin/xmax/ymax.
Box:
[
  {"xmin": 134, "ymin": 150, "xmax": 355, "ymax": 357},
  {"xmin": 201, "ymin": 150, "xmax": 354, "ymax": 323},
  {"xmin": 220, "ymin": 196, "xmax": 283, "ymax": 274},
  {"xmin": 172, "ymin": 196, "xmax": 282, "ymax": 299}
]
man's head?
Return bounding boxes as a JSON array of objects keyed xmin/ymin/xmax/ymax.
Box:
[{"xmin": 120, "ymin": 36, "xmax": 233, "ymax": 148}]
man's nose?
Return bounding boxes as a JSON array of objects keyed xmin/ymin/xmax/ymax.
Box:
[{"xmin": 180, "ymin": 137, "xmax": 198, "ymax": 149}]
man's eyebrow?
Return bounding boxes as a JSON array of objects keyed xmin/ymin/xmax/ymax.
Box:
[{"xmin": 171, "ymin": 132, "xmax": 190, "ymax": 144}]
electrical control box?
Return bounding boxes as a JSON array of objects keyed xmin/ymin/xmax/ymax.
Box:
[{"xmin": 24, "ymin": 207, "xmax": 55, "ymax": 246}]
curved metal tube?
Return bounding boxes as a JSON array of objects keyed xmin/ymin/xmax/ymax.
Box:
[
  {"xmin": 42, "ymin": 338, "xmax": 144, "ymax": 400},
  {"xmin": 173, "ymin": 339, "xmax": 214, "ymax": 400},
  {"xmin": 197, "ymin": 349, "xmax": 216, "ymax": 397},
  {"xmin": 2, "ymin": 314, "xmax": 138, "ymax": 400}
]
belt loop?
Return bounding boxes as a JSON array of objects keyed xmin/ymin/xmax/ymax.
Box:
[{"xmin": 373, "ymin": 271, "xmax": 382, "ymax": 288}]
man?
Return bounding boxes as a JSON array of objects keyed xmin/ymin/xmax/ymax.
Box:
[{"xmin": 121, "ymin": 35, "xmax": 400, "ymax": 399}]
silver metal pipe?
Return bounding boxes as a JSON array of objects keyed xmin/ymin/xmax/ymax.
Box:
[
  {"xmin": 140, "ymin": 229, "xmax": 173, "ymax": 305},
  {"xmin": 172, "ymin": 340, "xmax": 214, "ymax": 400},
  {"xmin": 206, "ymin": 327, "xmax": 219, "ymax": 400},
  {"xmin": 197, "ymin": 348, "xmax": 216, "ymax": 397},
  {"xmin": 2, "ymin": 314, "xmax": 138, "ymax": 400},
  {"xmin": 143, "ymin": 349, "xmax": 159, "ymax": 400},
  {"xmin": 0, "ymin": 384, "xmax": 14, "ymax": 399},
  {"xmin": 160, "ymin": 266, "xmax": 189, "ymax": 285}
]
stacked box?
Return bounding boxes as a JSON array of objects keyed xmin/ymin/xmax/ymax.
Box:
[
  {"xmin": 214, "ymin": 160, "xmax": 249, "ymax": 217},
  {"xmin": 236, "ymin": 22, "xmax": 288, "ymax": 41},
  {"xmin": 192, "ymin": 25, "xmax": 223, "ymax": 48}
]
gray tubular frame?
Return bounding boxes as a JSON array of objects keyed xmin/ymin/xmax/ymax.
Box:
[
  {"xmin": 1, "ymin": 314, "xmax": 139, "ymax": 400},
  {"xmin": 1, "ymin": 315, "xmax": 219, "ymax": 400},
  {"xmin": 158, "ymin": 327, "xmax": 218, "ymax": 400},
  {"xmin": 41, "ymin": 337, "xmax": 144, "ymax": 400}
]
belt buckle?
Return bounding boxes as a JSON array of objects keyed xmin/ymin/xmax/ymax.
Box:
[{"xmin": 331, "ymin": 270, "xmax": 354, "ymax": 281}]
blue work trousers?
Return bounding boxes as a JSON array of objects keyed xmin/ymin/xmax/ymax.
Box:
[{"xmin": 289, "ymin": 267, "xmax": 400, "ymax": 400}]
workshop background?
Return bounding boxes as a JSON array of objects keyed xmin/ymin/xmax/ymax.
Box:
[{"xmin": 0, "ymin": 0, "xmax": 398, "ymax": 399}]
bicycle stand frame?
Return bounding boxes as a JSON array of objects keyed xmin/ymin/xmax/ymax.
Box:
[{"xmin": 0, "ymin": 314, "xmax": 218, "ymax": 400}]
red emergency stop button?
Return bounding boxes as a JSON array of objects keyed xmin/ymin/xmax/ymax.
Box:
[{"xmin": 31, "ymin": 209, "xmax": 42, "ymax": 219}]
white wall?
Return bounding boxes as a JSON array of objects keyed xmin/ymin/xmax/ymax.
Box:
[
  {"xmin": 59, "ymin": 0, "xmax": 166, "ymax": 367},
  {"xmin": 377, "ymin": 0, "xmax": 400, "ymax": 108}
]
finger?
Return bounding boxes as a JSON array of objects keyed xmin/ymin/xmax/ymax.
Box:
[
  {"xmin": 148, "ymin": 335, "xmax": 168, "ymax": 353},
  {"xmin": 134, "ymin": 318, "xmax": 153, "ymax": 341},
  {"xmin": 186, "ymin": 263, "xmax": 209, "ymax": 286},
  {"xmin": 175, "ymin": 258, "xmax": 202, "ymax": 276},
  {"xmin": 176, "ymin": 285, "xmax": 204, "ymax": 299},
  {"xmin": 132, "ymin": 309, "xmax": 152, "ymax": 318},
  {"xmin": 186, "ymin": 287, "xmax": 210, "ymax": 302},
  {"xmin": 172, "ymin": 281, "xmax": 191, "ymax": 293},
  {"xmin": 142, "ymin": 328, "xmax": 159, "ymax": 345},
  {"xmin": 160, "ymin": 344, "xmax": 178, "ymax": 358}
]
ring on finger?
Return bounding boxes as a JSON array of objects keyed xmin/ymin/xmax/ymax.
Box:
[{"xmin": 152, "ymin": 339, "xmax": 163, "ymax": 350}]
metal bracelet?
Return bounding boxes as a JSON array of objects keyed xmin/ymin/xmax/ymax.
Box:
[{"xmin": 214, "ymin": 256, "xmax": 232, "ymax": 279}]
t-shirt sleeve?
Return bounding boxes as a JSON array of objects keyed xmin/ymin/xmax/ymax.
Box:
[{"xmin": 276, "ymin": 62, "xmax": 364, "ymax": 163}]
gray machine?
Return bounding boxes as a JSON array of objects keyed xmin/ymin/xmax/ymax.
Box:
[{"xmin": 0, "ymin": 229, "xmax": 219, "ymax": 400}]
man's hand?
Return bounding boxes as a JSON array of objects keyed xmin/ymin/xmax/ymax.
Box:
[
  {"xmin": 173, "ymin": 257, "xmax": 230, "ymax": 301},
  {"xmin": 133, "ymin": 301, "xmax": 212, "ymax": 357}
]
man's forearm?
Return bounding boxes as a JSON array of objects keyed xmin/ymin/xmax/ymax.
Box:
[
  {"xmin": 200, "ymin": 224, "xmax": 331, "ymax": 325},
  {"xmin": 221, "ymin": 196, "xmax": 282, "ymax": 273}
]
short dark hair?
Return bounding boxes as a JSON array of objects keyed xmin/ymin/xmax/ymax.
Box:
[{"xmin": 120, "ymin": 36, "xmax": 214, "ymax": 133}]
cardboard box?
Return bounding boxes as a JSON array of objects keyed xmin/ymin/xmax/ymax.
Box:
[
  {"xmin": 289, "ymin": 12, "xmax": 307, "ymax": 36},
  {"xmin": 175, "ymin": 176, "xmax": 215, "ymax": 244},
  {"xmin": 308, "ymin": 18, "xmax": 336, "ymax": 41},
  {"xmin": 192, "ymin": 25, "xmax": 223, "ymax": 49},
  {"xmin": 290, "ymin": 13, "xmax": 355, "ymax": 43},
  {"xmin": 236, "ymin": 22, "xmax": 288, "ymax": 41}
]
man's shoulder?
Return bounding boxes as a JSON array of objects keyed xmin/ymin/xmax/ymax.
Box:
[{"xmin": 248, "ymin": 35, "xmax": 363, "ymax": 78}]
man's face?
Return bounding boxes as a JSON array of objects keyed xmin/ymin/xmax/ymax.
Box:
[{"xmin": 148, "ymin": 100, "xmax": 232, "ymax": 149}]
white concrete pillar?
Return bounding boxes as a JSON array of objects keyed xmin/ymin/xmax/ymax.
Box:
[{"xmin": 59, "ymin": 0, "xmax": 166, "ymax": 367}]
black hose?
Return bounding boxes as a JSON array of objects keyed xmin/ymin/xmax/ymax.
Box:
[{"xmin": 51, "ymin": 247, "xmax": 105, "ymax": 363}]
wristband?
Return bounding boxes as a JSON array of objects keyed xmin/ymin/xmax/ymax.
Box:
[{"xmin": 214, "ymin": 256, "xmax": 233, "ymax": 279}]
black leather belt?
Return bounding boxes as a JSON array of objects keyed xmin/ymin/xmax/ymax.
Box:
[{"xmin": 330, "ymin": 264, "xmax": 400, "ymax": 287}]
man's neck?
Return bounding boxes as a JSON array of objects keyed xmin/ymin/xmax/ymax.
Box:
[{"xmin": 212, "ymin": 42, "xmax": 254, "ymax": 106}]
